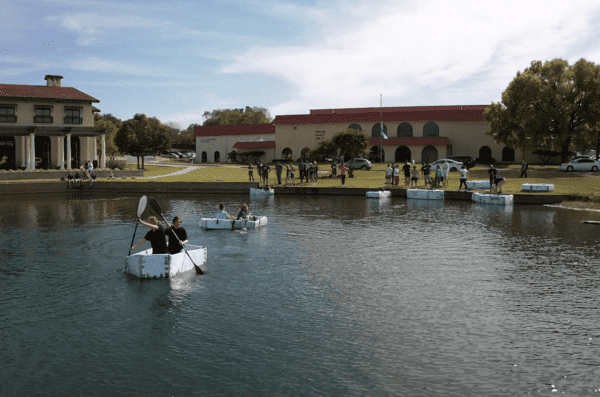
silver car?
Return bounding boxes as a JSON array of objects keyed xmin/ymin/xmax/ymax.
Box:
[
  {"xmin": 559, "ymin": 158, "xmax": 600, "ymax": 172},
  {"xmin": 429, "ymin": 159, "xmax": 464, "ymax": 172},
  {"xmin": 346, "ymin": 158, "xmax": 372, "ymax": 170}
]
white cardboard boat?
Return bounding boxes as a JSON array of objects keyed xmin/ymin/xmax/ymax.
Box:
[
  {"xmin": 465, "ymin": 180, "xmax": 491, "ymax": 189},
  {"xmin": 406, "ymin": 189, "xmax": 445, "ymax": 200},
  {"xmin": 125, "ymin": 245, "xmax": 207, "ymax": 278},
  {"xmin": 522, "ymin": 183, "xmax": 554, "ymax": 192},
  {"xmin": 472, "ymin": 193, "xmax": 514, "ymax": 205},
  {"xmin": 250, "ymin": 188, "xmax": 274, "ymax": 196},
  {"xmin": 366, "ymin": 191, "xmax": 391, "ymax": 198},
  {"xmin": 200, "ymin": 216, "xmax": 268, "ymax": 230}
]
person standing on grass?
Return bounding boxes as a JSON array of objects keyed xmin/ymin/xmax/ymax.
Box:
[
  {"xmin": 441, "ymin": 161, "xmax": 450, "ymax": 188},
  {"xmin": 422, "ymin": 161, "xmax": 431, "ymax": 187},
  {"xmin": 307, "ymin": 162, "xmax": 314, "ymax": 184},
  {"xmin": 287, "ymin": 163, "xmax": 295, "ymax": 185},
  {"xmin": 248, "ymin": 163, "xmax": 255, "ymax": 182},
  {"xmin": 313, "ymin": 162, "xmax": 319, "ymax": 184},
  {"xmin": 402, "ymin": 161, "xmax": 411, "ymax": 186},
  {"xmin": 340, "ymin": 163, "xmax": 349, "ymax": 186},
  {"xmin": 434, "ymin": 165, "xmax": 442, "ymax": 188},
  {"xmin": 385, "ymin": 164, "xmax": 392, "ymax": 186},
  {"xmin": 393, "ymin": 164, "xmax": 400, "ymax": 187},
  {"xmin": 275, "ymin": 162, "xmax": 283, "ymax": 185},
  {"xmin": 331, "ymin": 160, "xmax": 337, "ymax": 178},
  {"xmin": 493, "ymin": 175, "xmax": 506, "ymax": 194},
  {"xmin": 298, "ymin": 159, "xmax": 306, "ymax": 183},
  {"xmin": 262, "ymin": 163, "xmax": 271, "ymax": 186},
  {"xmin": 520, "ymin": 160, "xmax": 528, "ymax": 178},
  {"xmin": 410, "ymin": 165, "xmax": 419, "ymax": 188},
  {"xmin": 488, "ymin": 164, "xmax": 497, "ymax": 191},
  {"xmin": 458, "ymin": 166, "xmax": 469, "ymax": 191},
  {"xmin": 257, "ymin": 161, "xmax": 264, "ymax": 183}
]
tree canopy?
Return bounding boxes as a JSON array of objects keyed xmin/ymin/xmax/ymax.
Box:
[
  {"xmin": 114, "ymin": 113, "xmax": 171, "ymax": 169},
  {"xmin": 308, "ymin": 128, "xmax": 369, "ymax": 162},
  {"xmin": 202, "ymin": 107, "xmax": 272, "ymax": 126},
  {"xmin": 94, "ymin": 114, "xmax": 123, "ymax": 161},
  {"xmin": 484, "ymin": 58, "xmax": 600, "ymax": 162}
]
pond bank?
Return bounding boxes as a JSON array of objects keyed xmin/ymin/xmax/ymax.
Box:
[{"xmin": 0, "ymin": 180, "xmax": 573, "ymax": 205}]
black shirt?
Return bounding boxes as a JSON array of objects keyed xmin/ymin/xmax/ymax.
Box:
[
  {"xmin": 165, "ymin": 227, "xmax": 188, "ymax": 255},
  {"xmin": 402, "ymin": 164, "xmax": 411, "ymax": 176},
  {"xmin": 144, "ymin": 224, "xmax": 168, "ymax": 254}
]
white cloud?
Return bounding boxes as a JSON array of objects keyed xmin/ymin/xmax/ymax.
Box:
[{"xmin": 223, "ymin": 0, "xmax": 600, "ymax": 114}]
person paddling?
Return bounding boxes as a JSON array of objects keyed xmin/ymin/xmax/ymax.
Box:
[
  {"xmin": 165, "ymin": 216, "xmax": 188, "ymax": 255},
  {"xmin": 131, "ymin": 216, "xmax": 168, "ymax": 254}
]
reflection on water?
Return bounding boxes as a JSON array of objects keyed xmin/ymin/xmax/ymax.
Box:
[{"xmin": 1, "ymin": 193, "xmax": 600, "ymax": 396}]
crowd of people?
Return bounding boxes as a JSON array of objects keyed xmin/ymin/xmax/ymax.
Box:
[{"xmin": 63, "ymin": 159, "xmax": 97, "ymax": 188}]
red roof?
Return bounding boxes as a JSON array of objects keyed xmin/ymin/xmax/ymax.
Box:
[
  {"xmin": 368, "ymin": 137, "xmax": 451, "ymax": 146},
  {"xmin": 0, "ymin": 84, "xmax": 99, "ymax": 102},
  {"xmin": 274, "ymin": 105, "xmax": 488, "ymax": 125},
  {"xmin": 233, "ymin": 141, "xmax": 276, "ymax": 149},
  {"xmin": 194, "ymin": 124, "xmax": 275, "ymax": 137}
]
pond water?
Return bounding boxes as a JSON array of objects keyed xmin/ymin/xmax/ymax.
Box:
[{"xmin": 1, "ymin": 193, "xmax": 600, "ymax": 396}]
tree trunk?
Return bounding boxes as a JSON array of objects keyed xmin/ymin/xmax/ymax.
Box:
[
  {"xmin": 141, "ymin": 154, "xmax": 145, "ymax": 170},
  {"xmin": 137, "ymin": 156, "xmax": 140, "ymax": 169}
]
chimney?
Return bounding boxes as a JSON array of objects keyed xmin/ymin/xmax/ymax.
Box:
[{"xmin": 44, "ymin": 75, "xmax": 63, "ymax": 87}]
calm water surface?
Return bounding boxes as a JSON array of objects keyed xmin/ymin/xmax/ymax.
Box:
[{"xmin": 1, "ymin": 193, "xmax": 600, "ymax": 396}]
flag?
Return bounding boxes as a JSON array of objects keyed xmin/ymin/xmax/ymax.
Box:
[{"xmin": 380, "ymin": 121, "xmax": 388, "ymax": 139}]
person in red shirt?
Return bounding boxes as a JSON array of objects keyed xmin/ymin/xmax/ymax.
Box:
[{"xmin": 339, "ymin": 163, "xmax": 349, "ymax": 186}]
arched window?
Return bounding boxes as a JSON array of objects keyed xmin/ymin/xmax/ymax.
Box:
[
  {"xmin": 502, "ymin": 147, "xmax": 515, "ymax": 162},
  {"xmin": 301, "ymin": 147, "xmax": 310, "ymax": 160},
  {"xmin": 479, "ymin": 146, "xmax": 492, "ymax": 161},
  {"xmin": 423, "ymin": 122, "xmax": 440, "ymax": 137},
  {"xmin": 201, "ymin": 151, "xmax": 207, "ymax": 163},
  {"xmin": 348, "ymin": 123, "xmax": 362, "ymax": 131},
  {"xmin": 214, "ymin": 151, "xmax": 220, "ymax": 163},
  {"xmin": 395, "ymin": 146, "xmax": 411, "ymax": 163},
  {"xmin": 282, "ymin": 147, "xmax": 292, "ymax": 160},
  {"xmin": 421, "ymin": 146, "xmax": 438, "ymax": 163},
  {"xmin": 370, "ymin": 146, "xmax": 384, "ymax": 162},
  {"xmin": 397, "ymin": 122, "xmax": 413, "ymax": 137},
  {"xmin": 372, "ymin": 123, "xmax": 388, "ymax": 138}
]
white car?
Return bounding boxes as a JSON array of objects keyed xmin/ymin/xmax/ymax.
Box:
[
  {"xmin": 429, "ymin": 159, "xmax": 464, "ymax": 172},
  {"xmin": 559, "ymin": 158, "xmax": 600, "ymax": 172}
]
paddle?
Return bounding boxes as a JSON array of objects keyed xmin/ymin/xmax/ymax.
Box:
[
  {"xmin": 148, "ymin": 198, "xmax": 204, "ymax": 275},
  {"xmin": 128, "ymin": 195, "xmax": 148, "ymax": 256}
]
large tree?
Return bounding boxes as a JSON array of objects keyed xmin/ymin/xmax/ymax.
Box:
[
  {"xmin": 94, "ymin": 114, "xmax": 123, "ymax": 164},
  {"xmin": 308, "ymin": 128, "xmax": 369, "ymax": 162},
  {"xmin": 202, "ymin": 106, "xmax": 272, "ymax": 126},
  {"xmin": 485, "ymin": 58, "xmax": 600, "ymax": 162},
  {"xmin": 114, "ymin": 114, "xmax": 171, "ymax": 169}
]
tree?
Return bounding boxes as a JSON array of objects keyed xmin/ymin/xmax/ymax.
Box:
[
  {"xmin": 114, "ymin": 114, "xmax": 171, "ymax": 169},
  {"xmin": 484, "ymin": 58, "xmax": 600, "ymax": 163},
  {"xmin": 94, "ymin": 114, "xmax": 123, "ymax": 163},
  {"xmin": 307, "ymin": 137, "xmax": 339, "ymax": 162},
  {"xmin": 202, "ymin": 106, "xmax": 272, "ymax": 126},
  {"xmin": 331, "ymin": 128, "xmax": 369, "ymax": 161}
]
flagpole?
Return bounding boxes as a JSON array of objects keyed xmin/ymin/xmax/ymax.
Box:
[{"xmin": 380, "ymin": 94, "xmax": 383, "ymax": 163}]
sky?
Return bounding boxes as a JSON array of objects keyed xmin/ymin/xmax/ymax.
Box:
[{"xmin": 2, "ymin": 0, "xmax": 600, "ymax": 129}]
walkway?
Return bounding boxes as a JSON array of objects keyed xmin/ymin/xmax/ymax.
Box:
[{"xmin": 138, "ymin": 165, "xmax": 200, "ymax": 179}]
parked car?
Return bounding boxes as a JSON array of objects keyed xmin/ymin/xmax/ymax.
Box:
[
  {"xmin": 559, "ymin": 158, "xmax": 600, "ymax": 172},
  {"xmin": 429, "ymin": 159, "xmax": 464, "ymax": 171},
  {"xmin": 161, "ymin": 152, "xmax": 179, "ymax": 159},
  {"xmin": 178, "ymin": 149, "xmax": 196, "ymax": 158},
  {"xmin": 346, "ymin": 158, "xmax": 372, "ymax": 170},
  {"xmin": 447, "ymin": 155, "xmax": 476, "ymax": 169}
]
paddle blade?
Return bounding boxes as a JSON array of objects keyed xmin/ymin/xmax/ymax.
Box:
[
  {"xmin": 148, "ymin": 198, "xmax": 164, "ymax": 216},
  {"xmin": 138, "ymin": 196, "xmax": 148, "ymax": 218}
]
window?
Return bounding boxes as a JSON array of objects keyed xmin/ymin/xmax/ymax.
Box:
[
  {"xmin": 315, "ymin": 130, "xmax": 325, "ymax": 141},
  {"xmin": 0, "ymin": 107, "xmax": 16, "ymax": 123},
  {"xmin": 34, "ymin": 107, "xmax": 53, "ymax": 123},
  {"xmin": 64, "ymin": 108, "xmax": 82, "ymax": 124}
]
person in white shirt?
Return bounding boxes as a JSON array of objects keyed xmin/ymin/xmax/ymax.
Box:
[
  {"xmin": 214, "ymin": 203, "xmax": 232, "ymax": 220},
  {"xmin": 385, "ymin": 164, "xmax": 392, "ymax": 185},
  {"xmin": 441, "ymin": 161, "xmax": 450, "ymax": 187},
  {"xmin": 458, "ymin": 166, "xmax": 469, "ymax": 191}
]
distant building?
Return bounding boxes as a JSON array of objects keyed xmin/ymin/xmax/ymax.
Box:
[
  {"xmin": 0, "ymin": 75, "xmax": 106, "ymax": 170},
  {"xmin": 194, "ymin": 105, "xmax": 522, "ymax": 164},
  {"xmin": 194, "ymin": 124, "xmax": 275, "ymax": 163}
]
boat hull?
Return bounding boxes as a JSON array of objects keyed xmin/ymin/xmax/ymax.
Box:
[
  {"xmin": 250, "ymin": 188, "xmax": 274, "ymax": 196},
  {"xmin": 125, "ymin": 245, "xmax": 207, "ymax": 278},
  {"xmin": 200, "ymin": 216, "xmax": 268, "ymax": 230}
]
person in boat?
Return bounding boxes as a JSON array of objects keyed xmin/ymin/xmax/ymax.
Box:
[
  {"xmin": 131, "ymin": 216, "xmax": 168, "ymax": 254},
  {"xmin": 237, "ymin": 204, "xmax": 248, "ymax": 220},
  {"xmin": 215, "ymin": 203, "xmax": 234, "ymax": 220},
  {"xmin": 165, "ymin": 216, "xmax": 188, "ymax": 255}
]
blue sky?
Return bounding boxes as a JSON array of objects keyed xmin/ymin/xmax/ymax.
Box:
[{"xmin": 3, "ymin": 0, "xmax": 600, "ymax": 129}]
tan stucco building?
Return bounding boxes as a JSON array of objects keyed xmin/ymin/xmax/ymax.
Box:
[
  {"xmin": 0, "ymin": 75, "xmax": 107, "ymax": 170},
  {"xmin": 194, "ymin": 124, "xmax": 275, "ymax": 163},
  {"xmin": 194, "ymin": 105, "xmax": 525, "ymax": 164}
]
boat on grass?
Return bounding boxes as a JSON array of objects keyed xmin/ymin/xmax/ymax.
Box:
[
  {"xmin": 200, "ymin": 216, "xmax": 268, "ymax": 230},
  {"xmin": 125, "ymin": 245, "xmax": 207, "ymax": 278}
]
